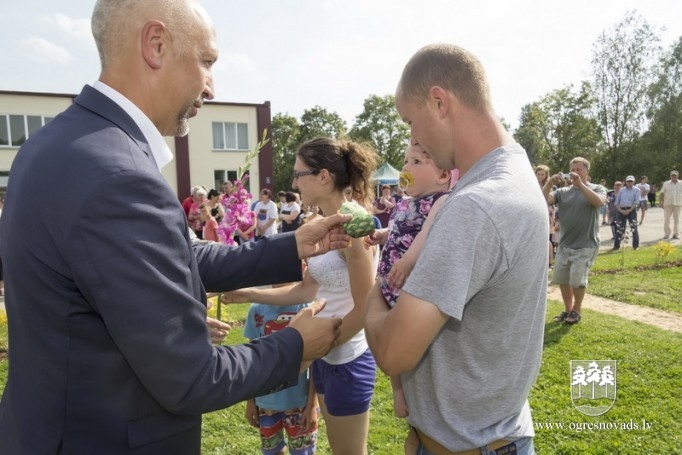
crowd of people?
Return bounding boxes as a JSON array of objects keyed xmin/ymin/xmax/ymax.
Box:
[
  {"xmin": 181, "ymin": 182, "xmax": 321, "ymax": 245},
  {"xmin": 1, "ymin": 1, "xmax": 679, "ymax": 455},
  {"xmin": 534, "ymin": 165, "xmax": 680, "ymax": 328}
]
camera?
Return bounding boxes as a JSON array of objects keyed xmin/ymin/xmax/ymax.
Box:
[{"xmin": 562, "ymin": 173, "xmax": 571, "ymax": 180}]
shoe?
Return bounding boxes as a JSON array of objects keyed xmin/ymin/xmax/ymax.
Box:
[
  {"xmin": 611, "ymin": 247, "xmax": 620, "ymax": 251},
  {"xmin": 565, "ymin": 310, "xmax": 581, "ymax": 325},
  {"xmin": 674, "ymin": 235, "xmax": 680, "ymax": 239},
  {"xmin": 664, "ymin": 235, "xmax": 670, "ymax": 239}
]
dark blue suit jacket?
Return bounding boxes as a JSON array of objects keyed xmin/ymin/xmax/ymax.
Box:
[{"xmin": 0, "ymin": 85, "xmax": 304, "ymax": 454}]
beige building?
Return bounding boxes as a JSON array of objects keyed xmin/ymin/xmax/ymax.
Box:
[{"xmin": 0, "ymin": 90, "xmax": 273, "ymax": 200}]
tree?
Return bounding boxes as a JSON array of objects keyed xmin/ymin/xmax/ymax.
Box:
[
  {"xmin": 270, "ymin": 113, "xmax": 300, "ymax": 193},
  {"xmin": 643, "ymin": 36, "xmax": 682, "ymax": 185},
  {"xmin": 591, "ymin": 11, "xmax": 662, "ymax": 178},
  {"xmin": 514, "ymin": 101, "xmax": 552, "ymax": 166},
  {"xmin": 348, "ymin": 94, "xmax": 410, "ymax": 169},
  {"xmin": 298, "ymin": 106, "xmax": 347, "ymax": 143},
  {"xmin": 514, "ymin": 83, "xmax": 601, "ymax": 173}
]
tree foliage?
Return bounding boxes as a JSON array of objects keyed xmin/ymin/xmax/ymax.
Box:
[
  {"xmin": 298, "ymin": 106, "xmax": 347, "ymax": 143},
  {"xmin": 348, "ymin": 94, "xmax": 410, "ymax": 170},
  {"xmin": 514, "ymin": 83, "xmax": 601, "ymax": 173},
  {"xmin": 642, "ymin": 36, "xmax": 682, "ymax": 186},
  {"xmin": 270, "ymin": 113, "xmax": 300, "ymax": 193},
  {"xmin": 267, "ymin": 11, "xmax": 681, "ymax": 191},
  {"xmin": 590, "ymin": 11, "xmax": 661, "ymax": 178}
]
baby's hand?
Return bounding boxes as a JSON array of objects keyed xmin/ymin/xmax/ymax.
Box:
[
  {"xmin": 363, "ymin": 229, "xmax": 388, "ymax": 249},
  {"xmin": 221, "ymin": 290, "xmax": 250, "ymax": 304},
  {"xmin": 387, "ymin": 257, "xmax": 413, "ymax": 289}
]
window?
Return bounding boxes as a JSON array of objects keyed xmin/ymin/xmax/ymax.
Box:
[
  {"xmin": 0, "ymin": 114, "xmax": 52, "ymax": 148},
  {"xmin": 214, "ymin": 169, "xmax": 250, "ymax": 193},
  {"xmin": 212, "ymin": 122, "xmax": 249, "ymax": 151}
]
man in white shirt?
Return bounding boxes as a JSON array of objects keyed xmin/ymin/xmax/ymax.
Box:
[{"xmin": 660, "ymin": 170, "xmax": 682, "ymax": 239}]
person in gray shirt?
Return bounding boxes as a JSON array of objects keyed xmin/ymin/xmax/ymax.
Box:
[
  {"xmin": 366, "ymin": 43, "xmax": 547, "ymax": 455},
  {"xmin": 542, "ymin": 157, "xmax": 607, "ymax": 325}
]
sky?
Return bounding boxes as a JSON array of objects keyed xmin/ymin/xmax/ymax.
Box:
[{"xmin": 1, "ymin": 0, "xmax": 681, "ymax": 130}]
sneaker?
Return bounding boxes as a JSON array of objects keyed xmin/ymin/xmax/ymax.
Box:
[
  {"xmin": 674, "ymin": 235, "xmax": 680, "ymax": 239},
  {"xmin": 664, "ymin": 235, "xmax": 670, "ymax": 239}
]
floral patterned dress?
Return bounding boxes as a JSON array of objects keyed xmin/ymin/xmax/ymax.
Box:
[{"xmin": 378, "ymin": 191, "xmax": 448, "ymax": 307}]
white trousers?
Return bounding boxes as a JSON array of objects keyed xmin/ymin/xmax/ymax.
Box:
[{"xmin": 663, "ymin": 205, "xmax": 681, "ymax": 237}]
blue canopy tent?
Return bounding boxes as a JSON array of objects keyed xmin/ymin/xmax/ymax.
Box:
[{"xmin": 372, "ymin": 162, "xmax": 401, "ymax": 185}]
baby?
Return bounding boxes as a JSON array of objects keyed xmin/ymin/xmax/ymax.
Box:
[{"xmin": 365, "ymin": 143, "xmax": 458, "ymax": 453}]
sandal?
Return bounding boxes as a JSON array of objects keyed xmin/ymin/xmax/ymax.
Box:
[
  {"xmin": 565, "ymin": 310, "xmax": 581, "ymax": 324},
  {"xmin": 553, "ymin": 311, "xmax": 568, "ymax": 322}
]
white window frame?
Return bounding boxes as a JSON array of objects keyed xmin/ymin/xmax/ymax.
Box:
[
  {"xmin": 0, "ymin": 114, "xmax": 53, "ymax": 148},
  {"xmin": 212, "ymin": 122, "xmax": 249, "ymax": 151}
]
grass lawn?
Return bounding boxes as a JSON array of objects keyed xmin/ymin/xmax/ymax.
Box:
[
  {"xmin": 586, "ymin": 243, "xmax": 682, "ymax": 314},
  {"xmin": 0, "ymin": 244, "xmax": 680, "ymax": 453}
]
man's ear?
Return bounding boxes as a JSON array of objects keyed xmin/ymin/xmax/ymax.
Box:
[
  {"xmin": 428, "ymin": 86, "xmax": 450, "ymax": 119},
  {"xmin": 141, "ymin": 20, "xmax": 167, "ymax": 69}
]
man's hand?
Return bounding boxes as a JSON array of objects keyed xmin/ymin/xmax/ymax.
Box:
[
  {"xmin": 288, "ymin": 300, "xmax": 342, "ymax": 361},
  {"xmin": 294, "ymin": 213, "xmax": 352, "ymax": 259},
  {"xmin": 206, "ymin": 317, "xmax": 231, "ymax": 344}
]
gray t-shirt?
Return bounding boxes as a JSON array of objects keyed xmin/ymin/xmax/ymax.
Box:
[
  {"xmin": 553, "ymin": 184, "xmax": 606, "ymax": 249},
  {"xmin": 402, "ymin": 144, "xmax": 548, "ymax": 451}
]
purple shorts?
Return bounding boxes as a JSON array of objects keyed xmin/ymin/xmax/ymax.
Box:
[{"xmin": 312, "ymin": 349, "xmax": 376, "ymax": 416}]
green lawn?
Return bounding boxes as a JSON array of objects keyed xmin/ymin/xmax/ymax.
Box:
[
  {"xmin": 586, "ymin": 243, "xmax": 682, "ymax": 314},
  {"xmin": 0, "ymin": 244, "xmax": 680, "ymax": 454}
]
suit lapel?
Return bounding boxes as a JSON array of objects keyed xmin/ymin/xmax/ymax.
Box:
[{"xmin": 74, "ymin": 85, "xmax": 156, "ymax": 164}]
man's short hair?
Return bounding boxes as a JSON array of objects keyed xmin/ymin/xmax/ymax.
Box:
[
  {"xmin": 569, "ymin": 157, "xmax": 590, "ymax": 172},
  {"xmin": 398, "ymin": 44, "xmax": 492, "ymax": 113}
]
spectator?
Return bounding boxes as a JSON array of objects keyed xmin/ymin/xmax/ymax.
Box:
[
  {"xmin": 279, "ymin": 191, "xmax": 302, "ymax": 233},
  {"xmin": 599, "ymin": 179, "xmax": 608, "ymax": 225},
  {"xmin": 660, "ymin": 170, "xmax": 682, "ymax": 239},
  {"xmin": 535, "ymin": 164, "xmax": 556, "ymax": 266},
  {"xmin": 372, "ymin": 184, "xmax": 395, "ymax": 228},
  {"xmin": 221, "ymin": 180, "xmax": 235, "ymax": 199},
  {"xmin": 543, "ymin": 157, "xmax": 607, "ymax": 325},
  {"xmin": 607, "ymin": 181, "xmax": 623, "ymax": 240},
  {"xmin": 188, "ymin": 187, "xmax": 207, "ymax": 239},
  {"xmin": 366, "ymin": 43, "xmax": 547, "ymax": 455},
  {"xmin": 648, "ymin": 183, "xmax": 657, "ymax": 207},
  {"xmin": 206, "ymin": 188, "xmax": 225, "ymax": 223},
  {"xmin": 199, "ymin": 203, "xmax": 219, "ymax": 242},
  {"xmin": 613, "ymin": 176, "xmax": 640, "ymax": 250},
  {"xmin": 636, "ymin": 176, "xmax": 650, "ymax": 225},
  {"xmin": 392, "ymin": 185, "xmax": 404, "ymax": 204},
  {"xmin": 253, "ymin": 189, "xmax": 279, "ymax": 239},
  {"xmin": 182, "ymin": 185, "xmax": 204, "ymax": 217}
]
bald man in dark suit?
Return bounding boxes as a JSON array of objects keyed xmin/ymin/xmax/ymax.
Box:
[{"xmin": 0, "ymin": 1, "xmax": 346, "ymax": 453}]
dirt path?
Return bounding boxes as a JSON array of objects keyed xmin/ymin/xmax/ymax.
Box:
[{"xmin": 547, "ymin": 286, "xmax": 682, "ymax": 333}]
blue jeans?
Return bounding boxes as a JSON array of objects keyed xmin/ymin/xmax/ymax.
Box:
[
  {"xmin": 614, "ymin": 209, "xmax": 639, "ymax": 249},
  {"xmin": 416, "ymin": 437, "xmax": 535, "ymax": 455}
]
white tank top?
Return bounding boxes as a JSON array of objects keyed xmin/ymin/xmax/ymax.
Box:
[{"xmin": 307, "ymin": 247, "xmax": 378, "ymax": 364}]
